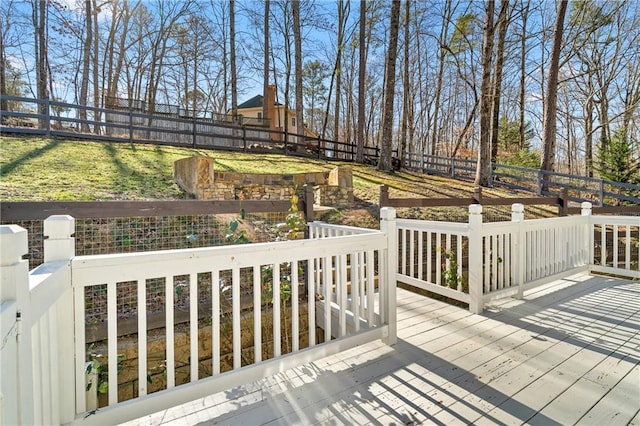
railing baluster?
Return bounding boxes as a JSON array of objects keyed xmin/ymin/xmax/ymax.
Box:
[
  {"xmin": 339, "ymin": 254, "xmax": 347, "ymax": 337},
  {"xmin": 367, "ymin": 250, "xmax": 375, "ymax": 326},
  {"xmin": 137, "ymin": 278, "xmax": 147, "ymax": 396},
  {"xmin": 165, "ymin": 275, "xmax": 175, "ymax": 388},
  {"xmin": 292, "ymin": 260, "xmax": 299, "ymax": 352},
  {"xmin": 212, "ymin": 270, "xmax": 220, "ymax": 374},
  {"xmin": 418, "ymin": 231, "xmax": 424, "ymax": 281},
  {"xmin": 427, "ymin": 232, "xmax": 432, "ymax": 283},
  {"xmin": 409, "ymin": 229, "xmax": 415, "ymax": 278},
  {"xmin": 107, "ymin": 281, "xmax": 118, "ymax": 405},
  {"xmin": 232, "ymin": 268, "xmax": 241, "ymax": 368},
  {"xmin": 323, "ymin": 256, "xmax": 332, "ymax": 342},
  {"xmin": 253, "ymin": 266, "xmax": 262, "ymax": 362},
  {"xmin": 273, "ymin": 264, "xmax": 281, "ymax": 357},
  {"xmin": 625, "ymin": 225, "xmax": 631, "ymax": 270},
  {"xmin": 189, "ymin": 272, "xmax": 198, "ymax": 381},
  {"xmin": 613, "ymin": 225, "xmax": 619, "ymax": 269},
  {"xmin": 352, "ymin": 252, "xmax": 360, "ymax": 332},
  {"xmin": 308, "ymin": 258, "xmax": 316, "ymax": 347},
  {"xmin": 457, "ymin": 234, "xmax": 463, "ymax": 292},
  {"xmin": 436, "ymin": 233, "xmax": 442, "ymax": 285},
  {"xmin": 74, "ymin": 284, "xmax": 86, "ymax": 413}
]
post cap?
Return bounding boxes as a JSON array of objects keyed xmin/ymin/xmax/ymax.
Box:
[
  {"xmin": 468, "ymin": 204, "xmax": 483, "ymax": 214},
  {"xmin": 43, "ymin": 215, "xmax": 75, "ymax": 239},
  {"xmin": 0, "ymin": 225, "xmax": 28, "ymax": 265},
  {"xmin": 511, "ymin": 203, "xmax": 525, "ymax": 213},
  {"xmin": 380, "ymin": 207, "xmax": 396, "ymax": 220}
]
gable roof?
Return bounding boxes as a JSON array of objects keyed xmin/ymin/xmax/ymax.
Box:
[
  {"xmin": 237, "ymin": 94, "xmax": 283, "ymax": 109},
  {"xmin": 237, "ymin": 95, "xmax": 263, "ymax": 109}
]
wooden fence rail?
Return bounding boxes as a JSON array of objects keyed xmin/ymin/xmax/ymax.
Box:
[{"xmin": 2, "ymin": 95, "xmax": 638, "ymax": 207}]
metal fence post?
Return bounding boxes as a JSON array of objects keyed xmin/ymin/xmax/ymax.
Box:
[
  {"xmin": 380, "ymin": 207, "xmax": 397, "ymax": 346},
  {"xmin": 468, "ymin": 204, "xmax": 484, "ymax": 314}
]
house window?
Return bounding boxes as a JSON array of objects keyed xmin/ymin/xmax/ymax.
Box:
[
  {"xmin": 292, "ymin": 117, "xmax": 296, "ymax": 127},
  {"xmin": 257, "ymin": 112, "xmax": 262, "ymax": 119}
]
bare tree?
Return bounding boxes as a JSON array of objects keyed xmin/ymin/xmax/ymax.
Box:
[
  {"xmin": 540, "ymin": 0, "xmax": 568, "ymax": 185},
  {"xmin": 378, "ymin": 0, "xmax": 401, "ymax": 173},
  {"xmin": 356, "ymin": 0, "xmax": 366, "ymax": 163},
  {"xmin": 230, "ymin": 0, "xmax": 238, "ymax": 122},
  {"xmin": 262, "ymin": 0, "xmax": 270, "ymax": 122},
  {"xmin": 490, "ymin": 0, "xmax": 510, "ymax": 163},
  {"xmin": 475, "ymin": 0, "xmax": 495, "ymax": 187},
  {"xmin": 292, "ymin": 0, "xmax": 303, "ymax": 143}
]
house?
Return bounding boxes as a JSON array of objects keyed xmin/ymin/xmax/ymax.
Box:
[{"xmin": 235, "ymin": 85, "xmax": 318, "ymax": 139}]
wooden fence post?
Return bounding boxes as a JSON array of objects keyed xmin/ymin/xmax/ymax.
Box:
[
  {"xmin": 468, "ymin": 204, "xmax": 484, "ymax": 314},
  {"xmin": 380, "ymin": 184, "xmax": 389, "ymax": 207},
  {"xmin": 0, "ymin": 224, "xmax": 33, "ymax": 425},
  {"xmin": 473, "ymin": 186, "xmax": 483, "ymax": 204},
  {"xmin": 558, "ymin": 187, "xmax": 568, "ymax": 216},
  {"xmin": 380, "ymin": 207, "xmax": 397, "ymax": 346},
  {"xmin": 303, "ymin": 184, "xmax": 314, "ymax": 225},
  {"xmin": 511, "ymin": 203, "xmax": 525, "ymax": 299}
]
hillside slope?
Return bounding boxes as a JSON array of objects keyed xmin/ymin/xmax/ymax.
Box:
[{"xmin": 0, "ymin": 136, "xmax": 557, "ymax": 224}]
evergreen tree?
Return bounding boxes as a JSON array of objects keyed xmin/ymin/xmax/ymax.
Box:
[{"xmin": 596, "ymin": 129, "xmax": 640, "ymax": 184}]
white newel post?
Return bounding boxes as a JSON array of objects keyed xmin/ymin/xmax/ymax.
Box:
[
  {"xmin": 511, "ymin": 204, "xmax": 525, "ymax": 299},
  {"xmin": 380, "ymin": 207, "xmax": 397, "ymax": 345},
  {"xmin": 43, "ymin": 215, "xmax": 77, "ymax": 424},
  {"xmin": 581, "ymin": 202, "xmax": 593, "ymax": 272},
  {"xmin": 0, "ymin": 225, "xmax": 32, "ymax": 425},
  {"xmin": 468, "ymin": 205, "xmax": 484, "ymax": 314}
]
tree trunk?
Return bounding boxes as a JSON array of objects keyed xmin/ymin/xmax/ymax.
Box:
[
  {"xmin": 430, "ymin": 0, "xmax": 452, "ymax": 157},
  {"xmin": 540, "ymin": 0, "xmax": 568, "ymax": 189},
  {"xmin": 263, "ymin": 0, "xmax": 270, "ymax": 124},
  {"xmin": 518, "ymin": 0, "xmax": 529, "ymax": 151},
  {"xmin": 292, "ymin": 0, "xmax": 304, "ymax": 145},
  {"xmin": 356, "ymin": 1, "xmax": 366, "ymax": 163},
  {"xmin": 377, "ymin": 0, "xmax": 401, "ymax": 173},
  {"xmin": 490, "ymin": 0, "xmax": 509, "ymax": 163},
  {"xmin": 230, "ymin": 0, "xmax": 238, "ymax": 122},
  {"xmin": 399, "ymin": 0, "xmax": 410, "ymax": 168},
  {"xmin": 475, "ymin": 0, "xmax": 495, "ymax": 187}
]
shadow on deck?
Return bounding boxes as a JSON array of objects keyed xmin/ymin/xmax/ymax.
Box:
[{"xmin": 124, "ymin": 273, "xmax": 639, "ymax": 426}]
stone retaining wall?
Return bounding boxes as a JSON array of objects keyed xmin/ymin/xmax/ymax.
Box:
[{"xmin": 174, "ymin": 156, "xmax": 354, "ymax": 206}]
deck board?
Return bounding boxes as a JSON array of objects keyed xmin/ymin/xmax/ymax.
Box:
[{"xmin": 123, "ymin": 273, "xmax": 640, "ymax": 426}]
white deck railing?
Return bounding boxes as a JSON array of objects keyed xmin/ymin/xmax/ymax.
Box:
[
  {"xmin": 0, "ymin": 209, "xmax": 397, "ymax": 425},
  {"xmin": 1, "ymin": 204, "xmax": 636, "ymax": 425},
  {"xmin": 397, "ymin": 203, "xmax": 638, "ymax": 313}
]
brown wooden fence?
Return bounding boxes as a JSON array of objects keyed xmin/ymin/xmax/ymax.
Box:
[{"xmin": 379, "ymin": 185, "xmax": 640, "ymax": 217}]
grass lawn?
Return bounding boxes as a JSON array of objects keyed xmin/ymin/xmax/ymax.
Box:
[{"xmin": 0, "ymin": 135, "xmax": 558, "ymax": 223}]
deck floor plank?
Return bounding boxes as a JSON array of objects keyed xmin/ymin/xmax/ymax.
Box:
[{"xmin": 122, "ymin": 273, "xmax": 639, "ymax": 426}]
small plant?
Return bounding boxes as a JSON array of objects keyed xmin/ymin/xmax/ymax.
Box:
[
  {"xmin": 225, "ymin": 209, "xmax": 250, "ymax": 244},
  {"xmin": 85, "ymin": 349, "xmax": 124, "ymax": 395},
  {"xmin": 438, "ymin": 247, "xmax": 462, "ymax": 290}
]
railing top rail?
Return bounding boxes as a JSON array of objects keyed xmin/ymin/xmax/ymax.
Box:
[
  {"xmin": 308, "ymin": 222, "xmax": 379, "ymax": 234},
  {"xmin": 72, "ymin": 231, "xmax": 386, "ymax": 284},
  {"xmin": 590, "ymin": 215, "xmax": 640, "ymax": 226},
  {"xmin": 397, "ymin": 218, "xmax": 469, "ymax": 234}
]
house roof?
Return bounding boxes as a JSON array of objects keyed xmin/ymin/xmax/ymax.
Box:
[{"xmin": 237, "ymin": 95, "xmax": 282, "ymax": 109}]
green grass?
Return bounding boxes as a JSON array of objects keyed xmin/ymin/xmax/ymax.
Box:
[{"xmin": 0, "ymin": 135, "xmax": 558, "ymax": 222}]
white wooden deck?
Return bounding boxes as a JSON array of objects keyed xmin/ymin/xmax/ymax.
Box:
[{"xmin": 123, "ymin": 272, "xmax": 640, "ymax": 426}]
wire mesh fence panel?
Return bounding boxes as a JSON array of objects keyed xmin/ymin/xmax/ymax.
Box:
[{"xmin": 3, "ymin": 211, "xmax": 299, "ymax": 270}]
